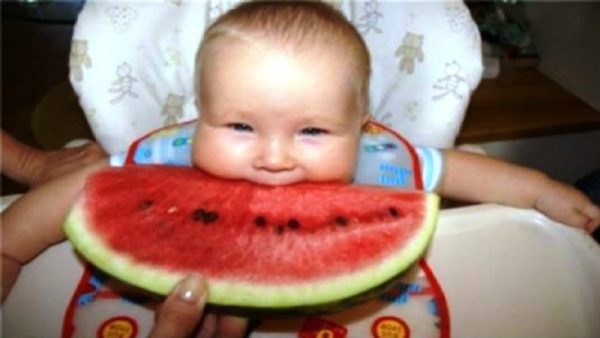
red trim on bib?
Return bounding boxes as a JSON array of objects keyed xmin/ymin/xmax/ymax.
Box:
[
  {"xmin": 62, "ymin": 265, "xmax": 94, "ymax": 338},
  {"xmin": 419, "ymin": 259, "xmax": 451, "ymax": 338}
]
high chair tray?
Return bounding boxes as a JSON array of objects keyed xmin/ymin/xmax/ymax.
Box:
[
  {"xmin": 3, "ymin": 202, "xmax": 599, "ymax": 337},
  {"xmin": 429, "ymin": 204, "xmax": 600, "ymax": 338}
]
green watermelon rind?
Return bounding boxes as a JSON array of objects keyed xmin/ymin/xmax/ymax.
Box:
[{"xmin": 64, "ymin": 193, "xmax": 439, "ymax": 309}]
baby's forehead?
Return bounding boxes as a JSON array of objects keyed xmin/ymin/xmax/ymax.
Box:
[
  {"xmin": 200, "ymin": 37, "xmax": 347, "ymax": 80},
  {"xmin": 202, "ymin": 34, "xmax": 347, "ymax": 63},
  {"xmin": 200, "ymin": 36, "xmax": 360, "ymax": 91},
  {"xmin": 198, "ymin": 35, "xmax": 368, "ymax": 117}
]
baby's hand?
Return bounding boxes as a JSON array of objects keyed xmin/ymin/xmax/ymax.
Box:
[{"xmin": 534, "ymin": 178, "xmax": 600, "ymax": 233}]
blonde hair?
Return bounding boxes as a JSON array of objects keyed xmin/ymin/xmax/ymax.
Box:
[{"xmin": 195, "ymin": 0, "xmax": 371, "ymax": 115}]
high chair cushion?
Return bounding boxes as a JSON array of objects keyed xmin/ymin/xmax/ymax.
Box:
[{"xmin": 70, "ymin": 0, "xmax": 482, "ymax": 154}]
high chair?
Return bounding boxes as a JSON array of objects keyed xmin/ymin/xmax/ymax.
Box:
[{"xmin": 3, "ymin": 1, "xmax": 599, "ymax": 337}]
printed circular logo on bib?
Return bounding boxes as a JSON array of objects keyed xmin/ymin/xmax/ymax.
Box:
[
  {"xmin": 371, "ymin": 316, "xmax": 410, "ymax": 338},
  {"xmin": 96, "ymin": 316, "xmax": 138, "ymax": 338}
]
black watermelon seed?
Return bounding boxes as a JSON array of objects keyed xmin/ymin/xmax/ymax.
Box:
[
  {"xmin": 334, "ymin": 216, "xmax": 348, "ymax": 226},
  {"xmin": 202, "ymin": 212, "xmax": 219, "ymax": 224},
  {"xmin": 275, "ymin": 225, "xmax": 285, "ymax": 235},
  {"xmin": 254, "ymin": 216, "xmax": 267, "ymax": 227},
  {"xmin": 139, "ymin": 200, "xmax": 154, "ymax": 210},
  {"xmin": 287, "ymin": 219, "xmax": 300, "ymax": 230},
  {"xmin": 191, "ymin": 209, "xmax": 206, "ymax": 221},
  {"xmin": 388, "ymin": 207, "xmax": 400, "ymax": 218}
]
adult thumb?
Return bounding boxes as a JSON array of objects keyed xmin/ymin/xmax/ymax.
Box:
[{"xmin": 149, "ymin": 274, "xmax": 208, "ymax": 338}]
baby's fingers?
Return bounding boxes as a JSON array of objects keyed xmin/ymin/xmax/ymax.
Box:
[{"xmin": 556, "ymin": 208, "xmax": 594, "ymax": 231}]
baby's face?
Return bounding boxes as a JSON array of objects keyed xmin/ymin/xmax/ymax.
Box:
[{"xmin": 193, "ymin": 38, "xmax": 367, "ymax": 185}]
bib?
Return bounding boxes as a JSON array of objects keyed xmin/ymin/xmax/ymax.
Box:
[{"xmin": 64, "ymin": 121, "xmax": 450, "ymax": 338}]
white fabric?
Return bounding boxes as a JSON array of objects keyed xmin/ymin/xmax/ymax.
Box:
[{"xmin": 70, "ymin": 0, "xmax": 482, "ymax": 154}]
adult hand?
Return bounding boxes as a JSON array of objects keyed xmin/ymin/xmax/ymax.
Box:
[
  {"xmin": 1, "ymin": 130, "xmax": 106, "ymax": 187},
  {"xmin": 30, "ymin": 142, "xmax": 106, "ymax": 187},
  {"xmin": 150, "ymin": 275, "xmax": 248, "ymax": 338}
]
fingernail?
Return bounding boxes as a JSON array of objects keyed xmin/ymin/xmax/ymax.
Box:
[{"xmin": 176, "ymin": 274, "xmax": 207, "ymax": 306}]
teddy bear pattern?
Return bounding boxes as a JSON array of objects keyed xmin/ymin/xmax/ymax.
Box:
[
  {"xmin": 161, "ymin": 93, "xmax": 185, "ymax": 126},
  {"xmin": 69, "ymin": 40, "xmax": 92, "ymax": 82},
  {"xmin": 395, "ymin": 32, "xmax": 424, "ymax": 74}
]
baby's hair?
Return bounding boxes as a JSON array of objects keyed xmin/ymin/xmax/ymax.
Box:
[{"xmin": 195, "ymin": 0, "xmax": 371, "ymax": 115}]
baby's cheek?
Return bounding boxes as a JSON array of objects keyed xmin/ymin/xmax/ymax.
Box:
[
  {"xmin": 193, "ymin": 149, "xmax": 231, "ymax": 177},
  {"xmin": 190, "ymin": 135, "xmax": 220, "ymax": 172},
  {"xmin": 192, "ymin": 134, "xmax": 250, "ymax": 177},
  {"xmin": 191, "ymin": 147, "xmax": 209, "ymax": 172},
  {"xmin": 190, "ymin": 137, "xmax": 207, "ymax": 169},
  {"xmin": 307, "ymin": 144, "xmax": 358, "ymax": 182},
  {"xmin": 338, "ymin": 156, "xmax": 359, "ymax": 183}
]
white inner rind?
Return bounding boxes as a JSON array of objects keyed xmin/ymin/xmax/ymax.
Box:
[{"xmin": 64, "ymin": 194, "xmax": 440, "ymax": 308}]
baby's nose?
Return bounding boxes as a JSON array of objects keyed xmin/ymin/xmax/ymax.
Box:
[{"xmin": 254, "ymin": 140, "xmax": 295, "ymax": 172}]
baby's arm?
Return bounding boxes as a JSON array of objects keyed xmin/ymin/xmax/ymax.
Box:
[
  {"xmin": 438, "ymin": 149, "xmax": 600, "ymax": 232},
  {"xmin": 1, "ymin": 159, "xmax": 108, "ymax": 301}
]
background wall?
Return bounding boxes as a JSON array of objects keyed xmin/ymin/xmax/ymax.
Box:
[
  {"xmin": 525, "ymin": 2, "xmax": 600, "ymax": 111},
  {"xmin": 479, "ymin": 130, "xmax": 600, "ymax": 183},
  {"xmin": 475, "ymin": 2, "xmax": 600, "ymax": 184}
]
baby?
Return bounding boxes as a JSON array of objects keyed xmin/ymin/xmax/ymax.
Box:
[
  {"xmin": 2, "ymin": 1, "xmax": 599, "ymax": 335},
  {"xmin": 191, "ymin": 2, "xmax": 599, "ymax": 229}
]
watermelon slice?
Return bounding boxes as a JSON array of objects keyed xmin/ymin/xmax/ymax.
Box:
[{"xmin": 64, "ymin": 166, "xmax": 439, "ymax": 314}]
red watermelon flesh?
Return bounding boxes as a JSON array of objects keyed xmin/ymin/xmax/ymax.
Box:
[{"xmin": 64, "ymin": 166, "xmax": 439, "ymax": 313}]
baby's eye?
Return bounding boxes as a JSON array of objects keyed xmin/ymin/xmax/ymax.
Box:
[
  {"xmin": 300, "ymin": 127, "xmax": 328, "ymax": 136},
  {"xmin": 227, "ymin": 123, "xmax": 253, "ymax": 132}
]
